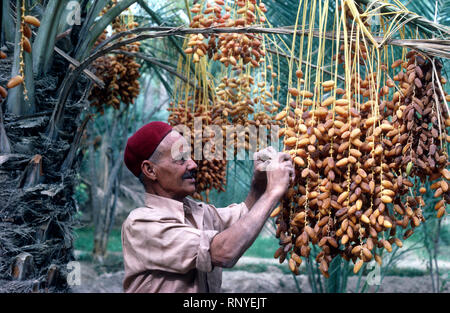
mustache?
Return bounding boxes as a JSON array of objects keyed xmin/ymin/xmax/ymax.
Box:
[{"xmin": 182, "ymin": 170, "xmax": 197, "ymax": 180}]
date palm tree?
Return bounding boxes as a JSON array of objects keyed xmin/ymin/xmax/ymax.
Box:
[{"xmin": 0, "ymin": 0, "xmax": 155, "ymax": 292}]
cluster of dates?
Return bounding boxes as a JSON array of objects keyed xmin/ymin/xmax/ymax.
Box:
[
  {"xmin": 89, "ymin": 1, "xmax": 141, "ymax": 113},
  {"xmin": 272, "ymin": 48, "xmax": 449, "ymax": 277},
  {"xmin": 185, "ymin": 0, "xmax": 267, "ymax": 68}
]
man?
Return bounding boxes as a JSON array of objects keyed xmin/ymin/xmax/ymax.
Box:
[{"xmin": 121, "ymin": 121, "xmax": 294, "ymax": 293}]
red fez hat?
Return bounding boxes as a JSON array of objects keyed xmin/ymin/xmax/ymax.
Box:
[{"xmin": 124, "ymin": 121, "xmax": 173, "ymax": 177}]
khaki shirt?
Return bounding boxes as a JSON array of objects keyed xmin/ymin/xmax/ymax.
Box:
[{"xmin": 121, "ymin": 193, "xmax": 249, "ymax": 293}]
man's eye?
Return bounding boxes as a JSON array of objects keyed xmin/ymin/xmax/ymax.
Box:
[
  {"xmin": 174, "ymin": 152, "xmax": 190, "ymax": 163},
  {"xmin": 175, "ymin": 157, "xmax": 186, "ymax": 164},
  {"xmin": 182, "ymin": 153, "xmax": 190, "ymax": 160}
]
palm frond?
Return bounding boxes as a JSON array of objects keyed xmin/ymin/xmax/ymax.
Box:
[
  {"xmin": 440, "ymin": 0, "xmax": 450, "ymax": 24},
  {"xmin": 356, "ymin": 0, "xmax": 450, "ymax": 37}
]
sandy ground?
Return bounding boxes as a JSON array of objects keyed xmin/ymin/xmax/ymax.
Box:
[
  {"xmin": 70, "ymin": 258, "xmax": 449, "ymax": 293},
  {"xmin": 236, "ymin": 254, "xmax": 450, "ymax": 271}
]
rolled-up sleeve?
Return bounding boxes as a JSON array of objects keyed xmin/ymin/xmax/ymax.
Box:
[
  {"xmin": 213, "ymin": 202, "xmax": 250, "ymax": 230},
  {"xmin": 196, "ymin": 230, "xmax": 219, "ymax": 272},
  {"xmin": 123, "ymin": 218, "xmax": 218, "ymax": 275}
]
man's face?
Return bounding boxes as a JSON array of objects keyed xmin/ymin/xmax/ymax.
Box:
[{"xmin": 151, "ymin": 131, "xmax": 198, "ymax": 199}]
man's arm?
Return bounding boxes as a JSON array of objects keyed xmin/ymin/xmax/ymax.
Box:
[
  {"xmin": 243, "ymin": 177, "xmax": 265, "ymax": 210},
  {"xmin": 210, "ymin": 152, "xmax": 294, "ymax": 268}
]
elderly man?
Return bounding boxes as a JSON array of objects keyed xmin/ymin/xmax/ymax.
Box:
[{"xmin": 121, "ymin": 121, "xmax": 294, "ymax": 293}]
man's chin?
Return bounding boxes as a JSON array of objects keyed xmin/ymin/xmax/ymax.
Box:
[
  {"xmin": 181, "ymin": 180, "xmax": 197, "ymax": 196},
  {"xmin": 186, "ymin": 186, "xmax": 196, "ymax": 196}
]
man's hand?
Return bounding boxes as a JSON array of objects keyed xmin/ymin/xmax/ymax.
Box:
[
  {"xmin": 245, "ymin": 147, "xmax": 294, "ymax": 209},
  {"xmin": 251, "ymin": 146, "xmax": 279, "ymax": 192},
  {"xmin": 264, "ymin": 151, "xmax": 295, "ymax": 199}
]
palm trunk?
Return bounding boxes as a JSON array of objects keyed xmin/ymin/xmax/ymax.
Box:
[
  {"xmin": 92, "ymin": 154, "xmax": 124, "ymax": 260},
  {"xmin": 91, "ymin": 108, "xmax": 129, "ymax": 261},
  {"xmin": 0, "ymin": 56, "xmax": 90, "ymax": 293},
  {"xmin": 0, "ymin": 0, "xmax": 135, "ymax": 292}
]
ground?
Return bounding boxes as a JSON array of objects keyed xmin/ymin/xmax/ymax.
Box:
[
  {"xmin": 71, "ymin": 221, "xmax": 450, "ymax": 293},
  {"xmin": 70, "ymin": 255, "xmax": 450, "ymax": 293}
]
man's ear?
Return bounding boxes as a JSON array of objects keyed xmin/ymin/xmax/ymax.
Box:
[{"xmin": 141, "ymin": 160, "xmax": 157, "ymax": 181}]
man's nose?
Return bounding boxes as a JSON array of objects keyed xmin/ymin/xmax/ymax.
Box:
[{"xmin": 187, "ymin": 159, "xmax": 197, "ymax": 171}]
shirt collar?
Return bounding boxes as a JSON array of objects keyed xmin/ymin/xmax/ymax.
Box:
[{"xmin": 144, "ymin": 193, "xmax": 198, "ymax": 222}]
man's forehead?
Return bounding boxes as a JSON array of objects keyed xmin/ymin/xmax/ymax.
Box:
[
  {"xmin": 160, "ymin": 131, "xmax": 189, "ymax": 154},
  {"xmin": 165, "ymin": 130, "xmax": 183, "ymax": 141}
]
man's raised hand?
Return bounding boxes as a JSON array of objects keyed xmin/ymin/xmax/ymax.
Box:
[{"xmin": 252, "ymin": 147, "xmax": 295, "ymax": 198}]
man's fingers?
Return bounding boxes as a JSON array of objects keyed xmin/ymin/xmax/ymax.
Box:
[
  {"xmin": 281, "ymin": 159, "xmax": 294, "ymax": 169},
  {"xmin": 288, "ymin": 168, "xmax": 295, "ymax": 183},
  {"xmin": 256, "ymin": 160, "xmax": 270, "ymax": 171},
  {"xmin": 255, "ymin": 149, "xmax": 292, "ymax": 169},
  {"xmin": 266, "ymin": 146, "xmax": 276, "ymax": 154},
  {"xmin": 278, "ymin": 152, "xmax": 291, "ymax": 162},
  {"xmin": 283, "ymin": 157, "xmax": 294, "ymax": 165},
  {"xmin": 259, "ymin": 146, "xmax": 276, "ymax": 154},
  {"xmin": 255, "ymin": 149, "xmax": 275, "ymax": 162},
  {"xmin": 283, "ymin": 164, "xmax": 295, "ymax": 183},
  {"xmin": 263, "ymin": 157, "xmax": 295, "ymax": 172}
]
